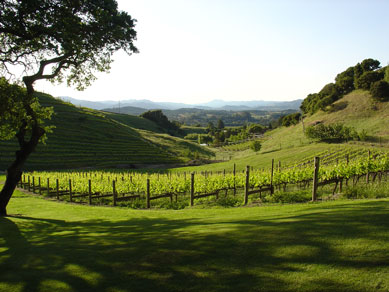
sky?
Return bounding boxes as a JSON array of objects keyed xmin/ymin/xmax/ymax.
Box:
[{"xmin": 35, "ymin": 0, "xmax": 389, "ymax": 104}]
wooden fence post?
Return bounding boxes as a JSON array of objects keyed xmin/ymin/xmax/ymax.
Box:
[
  {"xmin": 312, "ymin": 157, "xmax": 320, "ymax": 201},
  {"xmin": 38, "ymin": 177, "xmax": 42, "ymax": 196},
  {"xmin": 244, "ymin": 165, "xmax": 250, "ymax": 205},
  {"xmin": 190, "ymin": 173, "xmax": 195, "ymax": 206},
  {"xmin": 233, "ymin": 163, "xmax": 236, "ymax": 195},
  {"xmin": 146, "ymin": 179, "xmax": 150, "ymax": 209},
  {"xmin": 345, "ymin": 154, "xmax": 349, "ymax": 187},
  {"xmin": 88, "ymin": 180, "xmax": 92, "ymax": 205},
  {"xmin": 113, "ymin": 180, "xmax": 117, "ymax": 206},
  {"xmin": 366, "ymin": 151, "xmax": 370, "ymax": 184},
  {"xmin": 270, "ymin": 159, "xmax": 274, "ymax": 195},
  {"xmin": 47, "ymin": 178, "xmax": 50, "ymax": 196},
  {"xmin": 28, "ymin": 176, "xmax": 30, "ymax": 192},
  {"xmin": 32, "ymin": 176, "xmax": 35, "ymax": 193},
  {"xmin": 69, "ymin": 179, "xmax": 72, "ymax": 202}
]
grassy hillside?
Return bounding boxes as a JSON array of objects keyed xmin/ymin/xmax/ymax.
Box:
[
  {"xmin": 0, "ymin": 93, "xmax": 213, "ymax": 171},
  {"xmin": 174, "ymin": 90, "xmax": 389, "ymax": 173},
  {"xmin": 2, "ymin": 189, "xmax": 389, "ymax": 292},
  {"xmin": 309, "ymin": 90, "xmax": 389, "ymax": 139},
  {"xmin": 261, "ymin": 90, "xmax": 389, "ymax": 152}
]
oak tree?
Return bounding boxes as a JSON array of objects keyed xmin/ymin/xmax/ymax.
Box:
[{"xmin": 0, "ymin": 0, "xmax": 138, "ymax": 216}]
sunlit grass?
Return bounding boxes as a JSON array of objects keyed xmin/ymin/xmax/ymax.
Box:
[{"xmin": 1, "ymin": 190, "xmax": 389, "ymax": 292}]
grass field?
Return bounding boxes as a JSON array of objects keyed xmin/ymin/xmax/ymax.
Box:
[{"xmin": 1, "ymin": 188, "xmax": 389, "ymax": 292}]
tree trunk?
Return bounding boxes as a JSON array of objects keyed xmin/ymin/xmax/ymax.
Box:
[
  {"xmin": 0, "ymin": 59, "xmax": 57, "ymax": 216},
  {"xmin": 0, "ymin": 124, "xmax": 44, "ymax": 216}
]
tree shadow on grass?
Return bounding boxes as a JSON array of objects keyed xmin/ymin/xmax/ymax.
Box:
[{"xmin": 1, "ymin": 201, "xmax": 389, "ymax": 292}]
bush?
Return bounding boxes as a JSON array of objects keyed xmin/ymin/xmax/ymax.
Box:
[
  {"xmin": 250, "ymin": 140, "xmax": 262, "ymax": 152},
  {"xmin": 279, "ymin": 113, "xmax": 301, "ymax": 127},
  {"xmin": 140, "ymin": 110, "xmax": 181, "ymax": 133},
  {"xmin": 305, "ymin": 123, "xmax": 359, "ymax": 142},
  {"xmin": 247, "ymin": 123, "xmax": 265, "ymax": 134},
  {"xmin": 370, "ymin": 80, "xmax": 389, "ymax": 101}
]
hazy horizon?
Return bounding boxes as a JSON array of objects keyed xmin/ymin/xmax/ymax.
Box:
[{"xmin": 59, "ymin": 95, "xmax": 302, "ymax": 105}]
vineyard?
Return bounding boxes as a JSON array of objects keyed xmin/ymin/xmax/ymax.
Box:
[
  {"xmin": 19, "ymin": 148, "xmax": 389, "ymax": 208},
  {"xmin": 0, "ymin": 93, "xmax": 214, "ymax": 170}
]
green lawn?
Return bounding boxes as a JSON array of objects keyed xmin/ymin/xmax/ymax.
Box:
[{"xmin": 1, "ymin": 189, "xmax": 389, "ymax": 292}]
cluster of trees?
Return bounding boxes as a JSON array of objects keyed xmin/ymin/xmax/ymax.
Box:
[
  {"xmin": 278, "ymin": 112, "xmax": 301, "ymax": 127},
  {"xmin": 140, "ymin": 110, "xmax": 182, "ymax": 135},
  {"xmin": 301, "ymin": 59, "xmax": 389, "ymax": 114},
  {"xmin": 305, "ymin": 123, "xmax": 367, "ymax": 142},
  {"xmin": 184, "ymin": 121, "xmax": 266, "ymax": 146},
  {"xmin": 162, "ymin": 108, "xmax": 296, "ymax": 127}
]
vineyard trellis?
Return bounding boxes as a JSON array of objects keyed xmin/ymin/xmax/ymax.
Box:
[{"xmin": 17, "ymin": 150, "xmax": 389, "ymax": 208}]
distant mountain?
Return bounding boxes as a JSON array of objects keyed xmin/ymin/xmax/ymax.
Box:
[
  {"xmin": 102, "ymin": 105, "xmax": 146, "ymax": 116},
  {"xmin": 197, "ymin": 99, "xmax": 303, "ymax": 111},
  {"xmin": 59, "ymin": 96, "xmax": 118, "ymax": 110},
  {"xmin": 59, "ymin": 96, "xmax": 302, "ymax": 111},
  {"xmin": 104, "ymin": 106, "xmax": 298, "ymax": 127}
]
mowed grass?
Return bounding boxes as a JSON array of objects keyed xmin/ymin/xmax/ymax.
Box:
[{"xmin": 1, "ymin": 189, "xmax": 389, "ymax": 292}]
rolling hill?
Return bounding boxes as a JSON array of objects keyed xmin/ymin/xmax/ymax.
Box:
[
  {"xmin": 0, "ymin": 93, "xmax": 214, "ymax": 171},
  {"xmin": 173, "ymin": 89, "xmax": 389, "ymax": 173},
  {"xmin": 104, "ymin": 106, "xmax": 298, "ymax": 127},
  {"xmin": 60, "ymin": 96, "xmax": 302, "ymax": 111}
]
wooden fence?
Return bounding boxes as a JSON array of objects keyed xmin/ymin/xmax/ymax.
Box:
[{"xmin": 17, "ymin": 157, "xmax": 389, "ymax": 208}]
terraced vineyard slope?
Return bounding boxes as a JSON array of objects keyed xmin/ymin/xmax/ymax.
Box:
[{"xmin": 0, "ymin": 93, "xmax": 213, "ymax": 170}]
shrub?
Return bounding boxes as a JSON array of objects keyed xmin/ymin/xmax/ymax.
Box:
[
  {"xmin": 305, "ymin": 123, "xmax": 358, "ymax": 142},
  {"xmin": 370, "ymin": 80, "xmax": 389, "ymax": 101},
  {"xmin": 247, "ymin": 123, "xmax": 265, "ymax": 134},
  {"xmin": 279, "ymin": 113, "xmax": 301, "ymax": 127},
  {"xmin": 250, "ymin": 140, "xmax": 262, "ymax": 152}
]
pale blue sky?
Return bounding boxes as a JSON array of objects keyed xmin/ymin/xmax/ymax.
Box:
[{"xmin": 36, "ymin": 0, "xmax": 389, "ymax": 103}]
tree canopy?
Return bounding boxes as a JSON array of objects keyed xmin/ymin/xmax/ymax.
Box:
[
  {"xmin": 0, "ymin": 0, "xmax": 138, "ymax": 90},
  {"xmin": 140, "ymin": 110, "xmax": 181, "ymax": 134},
  {"xmin": 0, "ymin": 0, "xmax": 138, "ymax": 216},
  {"xmin": 300, "ymin": 58, "xmax": 384, "ymax": 115}
]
